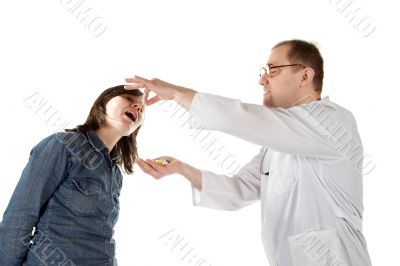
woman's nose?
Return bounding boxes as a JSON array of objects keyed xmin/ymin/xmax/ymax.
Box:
[{"xmin": 132, "ymin": 102, "xmax": 144, "ymax": 111}]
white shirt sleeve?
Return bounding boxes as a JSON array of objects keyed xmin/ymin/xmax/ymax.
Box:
[
  {"xmin": 188, "ymin": 93, "xmax": 355, "ymax": 159},
  {"xmin": 192, "ymin": 148, "xmax": 265, "ymax": 210}
]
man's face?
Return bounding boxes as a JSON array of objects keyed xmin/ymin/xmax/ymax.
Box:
[{"xmin": 259, "ymin": 45, "xmax": 304, "ymax": 108}]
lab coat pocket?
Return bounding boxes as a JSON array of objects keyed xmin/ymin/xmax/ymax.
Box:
[
  {"xmin": 269, "ymin": 154, "xmax": 299, "ymax": 194},
  {"xmin": 288, "ymin": 228, "xmax": 346, "ymax": 266},
  {"xmin": 65, "ymin": 177, "xmax": 101, "ymax": 216}
]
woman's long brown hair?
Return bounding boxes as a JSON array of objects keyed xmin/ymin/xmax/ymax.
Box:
[{"xmin": 66, "ymin": 85, "xmax": 143, "ymax": 174}]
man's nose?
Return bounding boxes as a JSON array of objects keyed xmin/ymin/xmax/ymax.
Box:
[{"xmin": 259, "ymin": 74, "xmax": 269, "ymax": 86}]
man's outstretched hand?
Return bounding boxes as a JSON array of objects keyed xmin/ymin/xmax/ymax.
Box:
[
  {"xmin": 124, "ymin": 75, "xmax": 197, "ymax": 110},
  {"xmin": 136, "ymin": 156, "xmax": 202, "ymax": 190}
]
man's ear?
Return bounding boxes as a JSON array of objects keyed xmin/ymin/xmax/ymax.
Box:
[{"xmin": 301, "ymin": 67, "xmax": 315, "ymax": 86}]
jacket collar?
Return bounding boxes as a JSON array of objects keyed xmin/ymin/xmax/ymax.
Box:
[{"xmin": 86, "ymin": 130, "xmax": 107, "ymax": 153}]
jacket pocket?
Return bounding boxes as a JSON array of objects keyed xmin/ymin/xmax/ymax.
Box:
[
  {"xmin": 65, "ymin": 177, "xmax": 101, "ymax": 216},
  {"xmin": 269, "ymin": 153, "xmax": 299, "ymax": 194},
  {"xmin": 288, "ymin": 228, "xmax": 345, "ymax": 266}
]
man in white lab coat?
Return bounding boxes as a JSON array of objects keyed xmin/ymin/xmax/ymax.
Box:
[{"xmin": 126, "ymin": 39, "xmax": 372, "ymax": 266}]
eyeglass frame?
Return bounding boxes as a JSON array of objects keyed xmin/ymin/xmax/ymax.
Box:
[{"xmin": 259, "ymin": 63, "xmax": 305, "ymax": 77}]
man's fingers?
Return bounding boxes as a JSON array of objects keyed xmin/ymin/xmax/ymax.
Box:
[
  {"xmin": 143, "ymin": 88, "xmax": 150, "ymax": 104},
  {"xmin": 146, "ymin": 159, "xmax": 171, "ymax": 174},
  {"xmin": 146, "ymin": 95, "xmax": 161, "ymax": 106},
  {"xmin": 137, "ymin": 158, "xmax": 160, "ymax": 179},
  {"xmin": 136, "ymin": 158, "xmax": 152, "ymax": 173},
  {"xmin": 125, "ymin": 75, "xmax": 149, "ymax": 85},
  {"xmin": 124, "ymin": 84, "xmax": 145, "ymax": 90},
  {"xmin": 125, "ymin": 76, "xmax": 151, "ymax": 91}
]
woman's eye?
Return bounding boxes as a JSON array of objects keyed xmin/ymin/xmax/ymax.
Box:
[{"xmin": 122, "ymin": 95, "xmax": 131, "ymax": 100}]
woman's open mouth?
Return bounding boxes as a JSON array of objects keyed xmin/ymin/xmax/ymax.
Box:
[{"xmin": 125, "ymin": 111, "xmax": 137, "ymax": 122}]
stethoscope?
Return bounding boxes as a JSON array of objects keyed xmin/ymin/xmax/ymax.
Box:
[{"xmin": 260, "ymin": 148, "xmax": 272, "ymax": 176}]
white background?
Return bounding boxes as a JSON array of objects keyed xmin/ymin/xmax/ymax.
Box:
[{"xmin": 0, "ymin": 0, "xmax": 398, "ymax": 265}]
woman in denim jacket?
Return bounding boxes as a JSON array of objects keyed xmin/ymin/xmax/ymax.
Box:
[{"xmin": 0, "ymin": 85, "xmax": 145, "ymax": 265}]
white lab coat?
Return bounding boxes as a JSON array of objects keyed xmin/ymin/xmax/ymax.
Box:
[{"xmin": 188, "ymin": 93, "xmax": 372, "ymax": 266}]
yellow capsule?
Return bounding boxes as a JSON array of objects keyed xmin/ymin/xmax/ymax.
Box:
[{"xmin": 155, "ymin": 159, "xmax": 169, "ymax": 166}]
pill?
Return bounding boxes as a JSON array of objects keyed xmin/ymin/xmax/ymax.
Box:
[{"xmin": 155, "ymin": 159, "xmax": 169, "ymax": 166}]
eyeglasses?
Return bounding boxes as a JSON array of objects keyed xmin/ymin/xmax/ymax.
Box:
[{"xmin": 259, "ymin": 64, "xmax": 304, "ymax": 77}]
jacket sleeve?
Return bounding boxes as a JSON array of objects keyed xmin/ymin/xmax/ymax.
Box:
[
  {"xmin": 188, "ymin": 93, "xmax": 355, "ymax": 159},
  {"xmin": 0, "ymin": 133, "xmax": 70, "ymax": 265},
  {"xmin": 192, "ymin": 148, "xmax": 265, "ymax": 210}
]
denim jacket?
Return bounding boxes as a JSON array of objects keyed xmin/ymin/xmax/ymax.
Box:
[{"xmin": 0, "ymin": 130, "xmax": 123, "ymax": 266}]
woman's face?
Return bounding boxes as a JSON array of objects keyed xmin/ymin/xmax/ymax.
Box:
[{"xmin": 104, "ymin": 94, "xmax": 145, "ymax": 136}]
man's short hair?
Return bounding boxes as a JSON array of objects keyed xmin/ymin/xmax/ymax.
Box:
[{"xmin": 273, "ymin": 39, "xmax": 324, "ymax": 92}]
